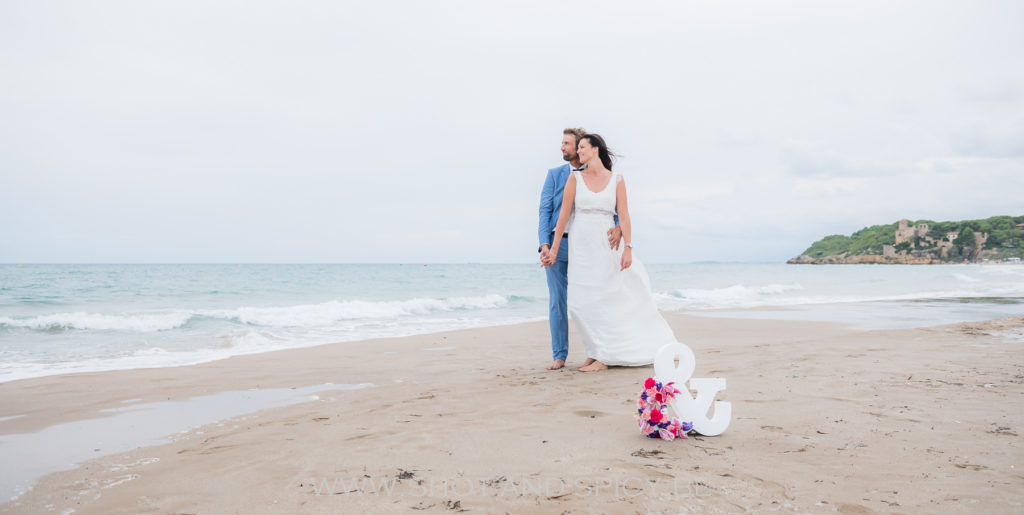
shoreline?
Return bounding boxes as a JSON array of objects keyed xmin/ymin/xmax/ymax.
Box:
[
  {"xmin": 6, "ymin": 294, "xmax": 1024, "ymax": 385},
  {"xmin": 2, "ymin": 313, "xmax": 1022, "ymax": 512}
]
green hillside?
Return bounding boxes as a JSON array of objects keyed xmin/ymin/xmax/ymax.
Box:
[{"xmin": 800, "ymin": 215, "xmax": 1024, "ymax": 259}]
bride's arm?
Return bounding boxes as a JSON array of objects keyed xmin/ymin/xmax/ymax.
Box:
[
  {"xmin": 616, "ymin": 177, "xmax": 633, "ymax": 270},
  {"xmin": 546, "ymin": 174, "xmax": 576, "ymax": 263}
]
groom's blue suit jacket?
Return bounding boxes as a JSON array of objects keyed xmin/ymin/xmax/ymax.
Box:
[
  {"xmin": 538, "ymin": 164, "xmax": 617, "ymax": 251},
  {"xmin": 538, "ymin": 164, "xmax": 572, "ymax": 250}
]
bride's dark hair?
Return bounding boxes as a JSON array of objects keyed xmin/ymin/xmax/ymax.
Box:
[{"xmin": 581, "ymin": 133, "xmax": 617, "ymax": 170}]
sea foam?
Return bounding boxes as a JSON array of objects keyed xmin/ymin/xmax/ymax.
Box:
[
  {"xmin": 0, "ymin": 294, "xmax": 514, "ymax": 333},
  {"xmin": 0, "ymin": 312, "xmax": 193, "ymax": 332},
  {"xmin": 210, "ymin": 294, "xmax": 510, "ymax": 327}
]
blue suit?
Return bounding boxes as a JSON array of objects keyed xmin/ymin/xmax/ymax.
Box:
[{"xmin": 538, "ymin": 164, "xmax": 573, "ymax": 361}]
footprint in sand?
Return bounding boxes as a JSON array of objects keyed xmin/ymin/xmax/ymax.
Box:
[
  {"xmin": 836, "ymin": 503, "xmax": 873, "ymax": 514},
  {"xmin": 954, "ymin": 463, "xmax": 988, "ymax": 471}
]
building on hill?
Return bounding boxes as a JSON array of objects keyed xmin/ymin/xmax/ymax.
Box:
[
  {"xmin": 894, "ymin": 219, "xmax": 929, "ymax": 245},
  {"xmin": 886, "ymin": 220, "xmax": 990, "ymax": 261}
]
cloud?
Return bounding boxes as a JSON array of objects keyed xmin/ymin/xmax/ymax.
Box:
[
  {"xmin": 959, "ymin": 82, "xmax": 1023, "ymax": 104},
  {"xmin": 779, "ymin": 146, "xmax": 852, "ymax": 177},
  {"xmin": 636, "ymin": 182, "xmax": 737, "ymax": 202},
  {"xmin": 778, "ymin": 144, "xmax": 893, "ymax": 179},
  {"xmin": 793, "ymin": 177, "xmax": 866, "ymax": 197},
  {"xmin": 950, "ymin": 121, "xmax": 1024, "ymax": 158},
  {"xmin": 914, "ymin": 156, "xmax": 997, "ymax": 174}
]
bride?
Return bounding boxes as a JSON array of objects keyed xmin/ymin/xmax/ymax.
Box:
[{"xmin": 543, "ymin": 134, "xmax": 680, "ymax": 372}]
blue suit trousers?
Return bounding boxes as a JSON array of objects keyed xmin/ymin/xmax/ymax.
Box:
[{"xmin": 545, "ymin": 239, "xmax": 569, "ymax": 361}]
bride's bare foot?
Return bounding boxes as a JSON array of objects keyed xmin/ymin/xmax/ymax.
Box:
[
  {"xmin": 546, "ymin": 359, "xmax": 565, "ymax": 370},
  {"xmin": 579, "ymin": 361, "xmax": 608, "ymax": 372},
  {"xmin": 578, "ymin": 358, "xmax": 596, "ymax": 370}
]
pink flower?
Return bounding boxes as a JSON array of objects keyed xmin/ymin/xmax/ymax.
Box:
[
  {"xmin": 645, "ymin": 377, "xmax": 656, "ymax": 389},
  {"xmin": 642, "ymin": 423, "xmax": 656, "ymax": 436},
  {"xmin": 649, "ymin": 409, "xmax": 663, "ymax": 424},
  {"xmin": 658, "ymin": 428, "xmax": 676, "ymax": 441}
]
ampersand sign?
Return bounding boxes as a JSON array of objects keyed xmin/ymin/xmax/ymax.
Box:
[{"xmin": 653, "ymin": 342, "xmax": 731, "ymax": 436}]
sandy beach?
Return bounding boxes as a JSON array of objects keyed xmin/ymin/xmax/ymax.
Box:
[{"xmin": 1, "ymin": 313, "xmax": 1022, "ymax": 514}]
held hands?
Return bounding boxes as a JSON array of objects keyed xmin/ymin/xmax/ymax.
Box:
[
  {"xmin": 607, "ymin": 226, "xmax": 623, "ymax": 250},
  {"xmin": 620, "ymin": 247, "xmax": 632, "ymax": 271},
  {"xmin": 540, "ymin": 245, "xmax": 556, "ymax": 267}
]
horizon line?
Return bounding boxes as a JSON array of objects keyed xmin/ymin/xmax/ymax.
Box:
[{"xmin": 1, "ymin": 261, "xmax": 788, "ymax": 266}]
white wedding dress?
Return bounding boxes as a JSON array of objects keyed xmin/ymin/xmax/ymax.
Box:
[{"xmin": 567, "ymin": 171, "xmax": 678, "ymax": 366}]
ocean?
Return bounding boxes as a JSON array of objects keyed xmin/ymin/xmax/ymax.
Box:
[{"xmin": 2, "ymin": 263, "xmax": 1023, "ymax": 383}]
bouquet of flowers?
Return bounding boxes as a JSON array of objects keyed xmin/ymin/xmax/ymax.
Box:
[{"xmin": 637, "ymin": 377, "xmax": 693, "ymax": 440}]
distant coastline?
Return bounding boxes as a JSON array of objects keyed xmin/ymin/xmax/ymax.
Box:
[{"xmin": 789, "ymin": 216, "xmax": 1024, "ymax": 264}]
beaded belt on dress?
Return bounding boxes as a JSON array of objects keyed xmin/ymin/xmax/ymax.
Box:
[{"xmin": 575, "ymin": 208, "xmax": 615, "ymax": 216}]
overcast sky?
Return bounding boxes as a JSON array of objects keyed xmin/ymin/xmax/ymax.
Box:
[{"xmin": 1, "ymin": 0, "xmax": 1022, "ymax": 264}]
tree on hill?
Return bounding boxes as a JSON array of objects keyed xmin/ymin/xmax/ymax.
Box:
[{"xmin": 955, "ymin": 227, "xmax": 976, "ymax": 248}]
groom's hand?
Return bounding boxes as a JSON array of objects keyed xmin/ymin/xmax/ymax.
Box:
[
  {"xmin": 607, "ymin": 226, "xmax": 623, "ymax": 250},
  {"xmin": 539, "ymin": 246, "xmax": 552, "ymax": 267}
]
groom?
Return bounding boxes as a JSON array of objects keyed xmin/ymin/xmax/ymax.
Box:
[{"xmin": 538, "ymin": 128, "xmax": 621, "ymax": 370}]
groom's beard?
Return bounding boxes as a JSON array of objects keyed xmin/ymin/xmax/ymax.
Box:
[{"xmin": 563, "ymin": 153, "xmax": 575, "ymax": 161}]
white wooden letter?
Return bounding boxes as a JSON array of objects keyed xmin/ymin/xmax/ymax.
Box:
[{"xmin": 653, "ymin": 342, "xmax": 731, "ymax": 436}]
